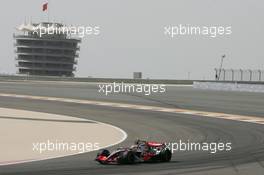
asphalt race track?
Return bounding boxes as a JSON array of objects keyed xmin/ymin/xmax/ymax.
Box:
[{"xmin": 0, "ymin": 81, "xmax": 264, "ymax": 175}]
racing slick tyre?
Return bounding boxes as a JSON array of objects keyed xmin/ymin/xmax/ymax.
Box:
[
  {"xmin": 160, "ymin": 149, "xmax": 172, "ymax": 162},
  {"xmin": 118, "ymin": 151, "xmax": 135, "ymax": 164},
  {"xmin": 97, "ymin": 149, "xmax": 110, "ymax": 157}
]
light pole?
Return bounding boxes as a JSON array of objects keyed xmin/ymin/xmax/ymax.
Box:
[{"xmin": 218, "ymin": 54, "xmax": 226, "ymax": 81}]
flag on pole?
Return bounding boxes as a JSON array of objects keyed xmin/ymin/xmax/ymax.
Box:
[{"xmin": 43, "ymin": 3, "xmax": 48, "ymax": 11}]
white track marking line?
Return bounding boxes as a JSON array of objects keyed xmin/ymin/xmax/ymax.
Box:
[{"xmin": 0, "ymin": 93, "xmax": 263, "ymax": 125}]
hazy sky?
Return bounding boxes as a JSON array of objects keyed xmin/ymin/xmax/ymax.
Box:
[{"xmin": 0, "ymin": 0, "xmax": 263, "ymax": 79}]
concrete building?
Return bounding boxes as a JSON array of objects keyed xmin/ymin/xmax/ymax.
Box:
[
  {"xmin": 14, "ymin": 22, "xmax": 81, "ymax": 77},
  {"xmin": 133, "ymin": 72, "xmax": 142, "ymax": 79}
]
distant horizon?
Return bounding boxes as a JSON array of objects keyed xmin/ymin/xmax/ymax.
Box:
[{"xmin": 0, "ymin": 73, "xmax": 200, "ymax": 80}]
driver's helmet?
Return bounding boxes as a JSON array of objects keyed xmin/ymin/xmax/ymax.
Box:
[
  {"xmin": 134, "ymin": 139, "xmax": 140, "ymax": 145},
  {"xmin": 135, "ymin": 139, "xmax": 146, "ymax": 145}
]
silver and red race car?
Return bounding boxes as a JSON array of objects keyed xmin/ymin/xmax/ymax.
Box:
[{"xmin": 95, "ymin": 140, "xmax": 172, "ymax": 164}]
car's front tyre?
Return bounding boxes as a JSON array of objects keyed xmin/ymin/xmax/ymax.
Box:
[
  {"xmin": 97, "ymin": 149, "xmax": 110, "ymax": 157},
  {"xmin": 118, "ymin": 151, "xmax": 135, "ymax": 164}
]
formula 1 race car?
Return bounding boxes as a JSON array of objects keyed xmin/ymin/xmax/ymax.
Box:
[{"xmin": 95, "ymin": 140, "xmax": 172, "ymax": 164}]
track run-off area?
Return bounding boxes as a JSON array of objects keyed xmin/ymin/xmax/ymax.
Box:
[{"xmin": 0, "ymin": 107, "xmax": 126, "ymax": 166}]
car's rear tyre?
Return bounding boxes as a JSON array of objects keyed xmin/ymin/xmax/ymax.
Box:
[{"xmin": 161, "ymin": 149, "xmax": 172, "ymax": 162}]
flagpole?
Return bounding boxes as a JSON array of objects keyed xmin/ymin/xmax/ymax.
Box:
[{"xmin": 48, "ymin": 0, "xmax": 50, "ymax": 22}]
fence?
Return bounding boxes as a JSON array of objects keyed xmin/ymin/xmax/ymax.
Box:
[{"xmin": 215, "ymin": 69, "xmax": 264, "ymax": 82}]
